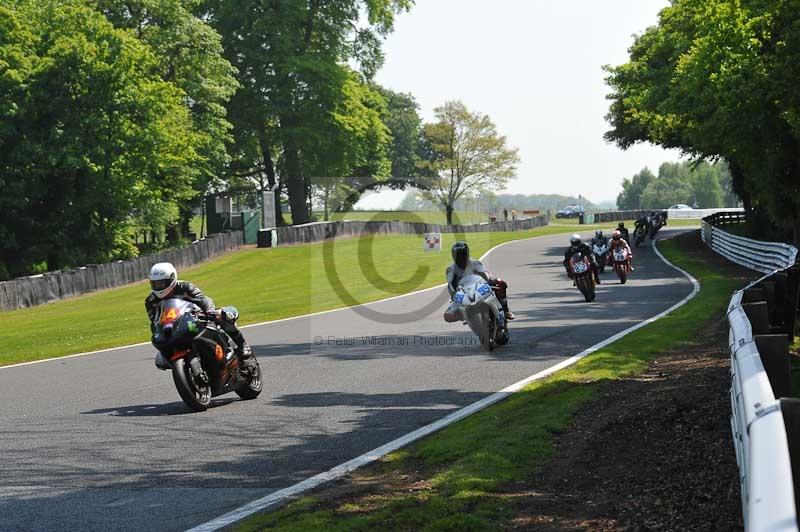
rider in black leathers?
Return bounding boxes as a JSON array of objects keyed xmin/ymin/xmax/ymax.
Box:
[
  {"xmin": 616, "ymin": 222, "xmax": 630, "ymax": 243},
  {"xmin": 145, "ymin": 263, "xmax": 256, "ymax": 372},
  {"xmin": 563, "ymin": 234, "xmax": 601, "ymax": 284}
]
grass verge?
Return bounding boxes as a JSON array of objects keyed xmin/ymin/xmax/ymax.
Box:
[
  {"xmin": 0, "ymin": 223, "xmax": 619, "ymax": 366},
  {"xmin": 235, "ymin": 233, "xmax": 744, "ymax": 532}
]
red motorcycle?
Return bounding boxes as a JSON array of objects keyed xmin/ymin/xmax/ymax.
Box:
[
  {"xmin": 611, "ymin": 246, "xmax": 631, "ymax": 284},
  {"xmin": 569, "ymin": 252, "xmax": 596, "ymax": 302}
]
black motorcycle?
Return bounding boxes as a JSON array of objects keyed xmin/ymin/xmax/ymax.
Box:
[
  {"xmin": 152, "ymin": 298, "xmax": 262, "ymax": 411},
  {"xmin": 633, "ymin": 224, "xmax": 646, "ymax": 247}
]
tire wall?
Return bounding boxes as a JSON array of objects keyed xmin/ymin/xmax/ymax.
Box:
[
  {"xmin": 0, "ymin": 231, "xmax": 243, "ymax": 312},
  {"xmin": 265, "ymin": 215, "xmax": 550, "ymax": 246}
]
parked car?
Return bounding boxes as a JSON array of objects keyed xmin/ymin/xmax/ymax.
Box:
[
  {"xmin": 667, "ymin": 204, "xmax": 692, "ymax": 210},
  {"xmin": 555, "ymin": 205, "xmax": 585, "ymax": 218}
]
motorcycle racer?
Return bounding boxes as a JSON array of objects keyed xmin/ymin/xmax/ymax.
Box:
[
  {"xmin": 145, "ymin": 262, "xmax": 257, "ymax": 372},
  {"xmin": 590, "ymin": 229, "xmax": 609, "ymax": 248},
  {"xmin": 563, "ymin": 234, "xmax": 601, "ymax": 285},
  {"xmin": 444, "ymin": 241, "xmax": 514, "ymax": 323},
  {"xmin": 609, "ymin": 230, "xmax": 634, "ymax": 271}
]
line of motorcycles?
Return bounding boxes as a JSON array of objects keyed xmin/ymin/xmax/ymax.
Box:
[
  {"xmin": 568, "ymin": 241, "xmax": 633, "ymax": 303},
  {"xmin": 632, "ymin": 213, "xmax": 667, "ymax": 247},
  {"xmin": 153, "ymin": 220, "xmax": 668, "ymax": 410}
]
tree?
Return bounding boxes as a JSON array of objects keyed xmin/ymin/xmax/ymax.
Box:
[
  {"xmin": 616, "ymin": 167, "xmax": 654, "ymax": 210},
  {"xmin": 203, "ymin": 0, "xmax": 412, "ymax": 225},
  {"xmin": 689, "ymin": 162, "xmax": 723, "ymax": 208},
  {"xmin": 418, "ymin": 101, "xmax": 519, "ymax": 225},
  {"xmin": 376, "ymin": 87, "xmax": 423, "ymax": 179},
  {"xmin": 0, "ymin": 0, "xmax": 200, "ymax": 277},
  {"xmin": 605, "ymin": 0, "xmax": 800, "ymax": 243},
  {"xmin": 92, "ymin": 0, "xmax": 238, "ymax": 240},
  {"xmin": 307, "ymin": 70, "xmax": 392, "ymax": 219},
  {"xmin": 640, "ymin": 168, "xmax": 692, "ymax": 209}
]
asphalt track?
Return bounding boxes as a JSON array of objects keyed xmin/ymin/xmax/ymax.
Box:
[{"xmin": 0, "ymin": 231, "xmax": 693, "ymax": 532}]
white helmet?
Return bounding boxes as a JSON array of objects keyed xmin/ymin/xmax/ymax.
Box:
[
  {"xmin": 570, "ymin": 234, "xmax": 581, "ymax": 246},
  {"xmin": 149, "ymin": 262, "xmax": 177, "ymax": 299}
]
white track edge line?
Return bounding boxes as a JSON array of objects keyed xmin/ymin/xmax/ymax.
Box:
[
  {"xmin": 185, "ymin": 234, "xmax": 701, "ymax": 532},
  {"xmin": 0, "ymin": 230, "xmax": 564, "ymax": 371}
]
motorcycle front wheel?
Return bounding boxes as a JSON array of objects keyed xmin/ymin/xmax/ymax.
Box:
[
  {"xmin": 479, "ymin": 311, "xmax": 495, "ymax": 352},
  {"xmin": 172, "ymin": 357, "xmax": 211, "ymax": 412},
  {"xmin": 496, "ymin": 327, "xmax": 510, "ymax": 346},
  {"xmin": 236, "ymin": 361, "xmax": 263, "ymax": 400}
]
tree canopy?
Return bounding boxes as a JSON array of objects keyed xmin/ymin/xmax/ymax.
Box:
[
  {"xmin": 617, "ymin": 161, "xmax": 734, "ymax": 210},
  {"xmin": 605, "ymin": 0, "xmax": 800, "ymax": 242},
  {"xmin": 0, "ymin": 0, "xmax": 203, "ymax": 278}
]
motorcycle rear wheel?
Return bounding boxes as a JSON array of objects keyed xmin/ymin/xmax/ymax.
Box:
[
  {"xmin": 172, "ymin": 357, "xmax": 211, "ymax": 412},
  {"xmin": 236, "ymin": 361, "xmax": 263, "ymax": 400}
]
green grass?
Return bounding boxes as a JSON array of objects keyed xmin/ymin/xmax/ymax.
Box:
[
  {"xmin": 236, "ymin": 235, "xmax": 744, "ymax": 532},
  {"xmin": 0, "ymin": 223, "xmax": 617, "ymax": 366}
]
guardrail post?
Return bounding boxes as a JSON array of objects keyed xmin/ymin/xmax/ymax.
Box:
[
  {"xmin": 780, "ymin": 398, "xmax": 800, "ymax": 514},
  {"xmin": 755, "ymin": 335, "xmax": 792, "ymax": 398},
  {"xmin": 744, "ymin": 302, "xmax": 772, "ymax": 335}
]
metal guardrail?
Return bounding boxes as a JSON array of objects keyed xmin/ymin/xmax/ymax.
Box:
[
  {"xmin": 729, "ymin": 281, "xmax": 797, "ymax": 530},
  {"xmin": 703, "ymin": 212, "xmax": 800, "ymax": 531},
  {"xmin": 669, "ymin": 207, "xmax": 745, "ymax": 219}
]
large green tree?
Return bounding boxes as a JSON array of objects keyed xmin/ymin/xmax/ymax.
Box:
[
  {"xmin": 92, "ymin": 0, "xmax": 238, "ymax": 240},
  {"xmin": 616, "ymin": 167, "xmax": 655, "ymax": 210},
  {"xmin": 203, "ymin": 0, "xmax": 412, "ymax": 225},
  {"xmin": 0, "ymin": 0, "xmax": 200, "ymax": 278},
  {"xmin": 605, "ymin": 0, "xmax": 800, "ymax": 242},
  {"xmin": 376, "ymin": 87, "xmax": 423, "ymax": 179},
  {"xmin": 419, "ymin": 101, "xmax": 519, "ymax": 225}
]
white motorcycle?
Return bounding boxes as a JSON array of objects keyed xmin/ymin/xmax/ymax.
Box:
[
  {"xmin": 592, "ymin": 241, "xmax": 609, "ymax": 273},
  {"xmin": 453, "ymin": 274, "xmax": 510, "ymax": 351}
]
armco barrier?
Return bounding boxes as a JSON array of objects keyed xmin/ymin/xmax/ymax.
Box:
[
  {"xmin": 704, "ymin": 211, "xmax": 800, "ymax": 530},
  {"xmin": 0, "ymin": 231, "xmax": 243, "ymax": 312},
  {"xmin": 259, "ymin": 215, "xmax": 550, "ymax": 247},
  {"xmin": 594, "ymin": 207, "xmax": 744, "ymax": 223}
]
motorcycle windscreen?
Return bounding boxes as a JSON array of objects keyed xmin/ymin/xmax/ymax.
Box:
[{"xmin": 159, "ymin": 299, "xmax": 192, "ymax": 326}]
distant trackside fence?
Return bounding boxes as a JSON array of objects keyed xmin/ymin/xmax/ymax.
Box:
[
  {"xmin": 703, "ymin": 211, "xmax": 800, "ymax": 531},
  {"xmin": 257, "ymin": 215, "xmax": 550, "ymax": 247},
  {"xmin": 0, "ymin": 231, "xmax": 243, "ymax": 312}
]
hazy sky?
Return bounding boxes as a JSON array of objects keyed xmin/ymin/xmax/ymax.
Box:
[{"xmin": 358, "ymin": 0, "xmax": 681, "ymax": 209}]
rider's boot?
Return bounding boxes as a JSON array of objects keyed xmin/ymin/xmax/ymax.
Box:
[
  {"xmin": 154, "ymin": 352, "xmax": 169, "ymax": 370},
  {"xmin": 235, "ymin": 341, "xmax": 258, "ymax": 373},
  {"xmin": 500, "ymin": 299, "xmax": 515, "ymax": 321}
]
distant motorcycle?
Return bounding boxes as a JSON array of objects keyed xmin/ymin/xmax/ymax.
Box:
[
  {"xmin": 649, "ymin": 217, "xmax": 665, "ymax": 239},
  {"xmin": 612, "ymin": 246, "xmax": 631, "ymax": 284},
  {"xmin": 152, "ymin": 298, "xmax": 262, "ymax": 411},
  {"xmin": 592, "ymin": 241, "xmax": 609, "ymax": 273},
  {"xmin": 569, "ymin": 252, "xmax": 596, "ymax": 302},
  {"xmin": 633, "ymin": 225, "xmax": 646, "ymax": 247},
  {"xmin": 453, "ymin": 274, "xmax": 509, "ymax": 351}
]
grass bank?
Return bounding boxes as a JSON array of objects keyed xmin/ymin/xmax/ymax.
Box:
[
  {"xmin": 236, "ymin": 232, "xmax": 744, "ymax": 532},
  {"xmin": 0, "ymin": 223, "xmax": 617, "ymax": 366}
]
